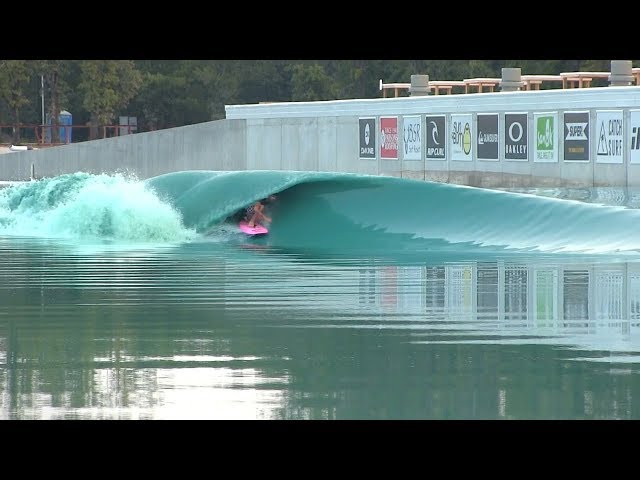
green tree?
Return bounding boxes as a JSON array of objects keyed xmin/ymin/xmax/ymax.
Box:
[
  {"xmin": 289, "ymin": 63, "xmax": 339, "ymax": 101},
  {"xmin": 128, "ymin": 61, "xmax": 229, "ymax": 130},
  {"xmin": 78, "ymin": 60, "xmax": 143, "ymax": 138},
  {"xmin": 0, "ymin": 60, "xmax": 32, "ymax": 143},
  {"xmin": 235, "ymin": 60, "xmax": 291, "ymax": 104},
  {"xmin": 33, "ymin": 60, "xmax": 71, "ymax": 143}
]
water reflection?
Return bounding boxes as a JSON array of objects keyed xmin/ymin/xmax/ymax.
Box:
[
  {"xmin": 358, "ymin": 259, "xmax": 640, "ymax": 347},
  {"xmin": 3, "ymin": 238, "xmax": 640, "ymax": 419}
]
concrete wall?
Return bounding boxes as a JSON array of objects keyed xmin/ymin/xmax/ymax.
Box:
[
  {"xmin": 3, "ymin": 86, "xmax": 640, "ymax": 187},
  {"xmin": 227, "ymin": 86, "xmax": 640, "ymax": 187},
  {"xmin": 0, "ymin": 119, "xmax": 246, "ymax": 182}
]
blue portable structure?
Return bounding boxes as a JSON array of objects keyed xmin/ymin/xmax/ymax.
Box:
[{"xmin": 44, "ymin": 110, "xmax": 72, "ymax": 144}]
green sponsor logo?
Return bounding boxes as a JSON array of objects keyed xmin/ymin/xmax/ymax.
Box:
[{"xmin": 536, "ymin": 116, "xmax": 554, "ymax": 160}]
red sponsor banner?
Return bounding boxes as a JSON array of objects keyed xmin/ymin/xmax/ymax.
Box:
[{"xmin": 380, "ymin": 116, "xmax": 398, "ymax": 159}]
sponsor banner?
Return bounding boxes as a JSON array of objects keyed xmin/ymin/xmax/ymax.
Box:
[
  {"xmin": 534, "ymin": 112, "xmax": 558, "ymax": 163},
  {"xmin": 380, "ymin": 116, "xmax": 399, "ymax": 159},
  {"xmin": 504, "ymin": 113, "xmax": 528, "ymax": 161},
  {"xmin": 477, "ymin": 113, "xmax": 499, "ymax": 161},
  {"xmin": 450, "ymin": 114, "xmax": 473, "ymax": 161},
  {"xmin": 425, "ymin": 115, "xmax": 446, "ymax": 160},
  {"xmin": 595, "ymin": 110, "xmax": 623, "ymax": 164},
  {"xmin": 359, "ymin": 117, "xmax": 376, "ymax": 159},
  {"xmin": 564, "ymin": 111, "xmax": 589, "ymax": 161},
  {"xmin": 631, "ymin": 110, "xmax": 640, "ymax": 164},
  {"xmin": 402, "ymin": 115, "xmax": 422, "ymax": 161}
]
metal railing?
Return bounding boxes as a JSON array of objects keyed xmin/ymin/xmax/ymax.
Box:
[{"xmin": 0, "ymin": 123, "xmax": 138, "ymax": 147}]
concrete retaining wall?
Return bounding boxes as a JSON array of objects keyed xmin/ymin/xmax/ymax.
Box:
[{"xmin": 3, "ymin": 86, "xmax": 640, "ymax": 187}]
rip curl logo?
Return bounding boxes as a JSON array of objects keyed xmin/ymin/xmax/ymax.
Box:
[{"xmin": 425, "ymin": 116, "xmax": 445, "ymax": 159}]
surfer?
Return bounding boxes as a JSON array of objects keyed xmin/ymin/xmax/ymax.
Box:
[{"xmin": 244, "ymin": 195, "xmax": 276, "ymax": 227}]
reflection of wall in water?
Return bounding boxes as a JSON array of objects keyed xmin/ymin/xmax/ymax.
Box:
[
  {"xmin": 397, "ymin": 266, "xmax": 424, "ymax": 313},
  {"xmin": 533, "ymin": 268, "xmax": 559, "ymax": 325},
  {"xmin": 563, "ymin": 268, "xmax": 590, "ymax": 323},
  {"xmin": 477, "ymin": 262, "xmax": 500, "ymax": 319},
  {"xmin": 358, "ymin": 266, "xmax": 377, "ymax": 307},
  {"xmin": 630, "ymin": 271, "xmax": 640, "ymax": 326},
  {"xmin": 445, "ymin": 265, "xmax": 475, "ymax": 318},
  {"xmin": 357, "ymin": 261, "xmax": 640, "ymax": 331},
  {"xmin": 380, "ymin": 266, "xmax": 398, "ymax": 311},
  {"xmin": 505, "ymin": 266, "xmax": 528, "ymax": 324},
  {"xmin": 425, "ymin": 267, "xmax": 445, "ymax": 314},
  {"xmin": 595, "ymin": 266, "xmax": 625, "ymax": 324}
]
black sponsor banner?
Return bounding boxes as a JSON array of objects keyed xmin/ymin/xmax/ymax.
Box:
[
  {"xmin": 477, "ymin": 114, "xmax": 499, "ymax": 160},
  {"xmin": 425, "ymin": 115, "xmax": 446, "ymax": 159},
  {"xmin": 504, "ymin": 113, "xmax": 528, "ymax": 160},
  {"xmin": 359, "ymin": 117, "xmax": 376, "ymax": 159},
  {"xmin": 564, "ymin": 111, "xmax": 589, "ymax": 161}
]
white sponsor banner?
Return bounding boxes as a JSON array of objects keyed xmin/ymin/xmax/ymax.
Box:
[
  {"xmin": 631, "ymin": 110, "xmax": 640, "ymax": 164},
  {"xmin": 450, "ymin": 114, "xmax": 473, "ymax": 161},
  {"xmin": 596, "ymin": 110, "xmax": 624, "ymax": 164},
  {"xmin": 402, "ymin": 115, "xmax": 422, "ymax": 161},
  {"xmin": 534, "ymin": 112, "xmax": 558, "ymax": 163}
]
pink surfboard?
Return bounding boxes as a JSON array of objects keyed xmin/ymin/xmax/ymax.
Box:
[{"xmin": 238, "ymin": 220, "xmax": 269, "ymax": 235}]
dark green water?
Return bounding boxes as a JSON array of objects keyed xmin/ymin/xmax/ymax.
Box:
[{"xmin": 2, "ymin": 171, "xmax": 640, "ymax": 419}]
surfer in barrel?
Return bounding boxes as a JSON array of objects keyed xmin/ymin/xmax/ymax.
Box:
[{"xmin": 245, "ymin": 195, "xmax": 276, "ymax": 227}]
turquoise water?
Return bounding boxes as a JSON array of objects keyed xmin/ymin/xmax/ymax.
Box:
[{"xmin": 2, "ymin": 171, "xmax": 640, "ymax": 419}]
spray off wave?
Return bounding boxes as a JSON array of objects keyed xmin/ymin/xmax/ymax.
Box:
[{"xmin": 0, "ymin": 172, "xmax": 196, "ymax": 242}]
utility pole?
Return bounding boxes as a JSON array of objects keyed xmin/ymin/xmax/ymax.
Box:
[{"xmin": 41, "ymin": 75, "xmax": 45, "ymax": 127}]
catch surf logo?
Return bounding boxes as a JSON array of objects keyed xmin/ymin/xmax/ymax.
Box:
[{"xmin": 595, "ymin": 111, "xmax": 623, "ymax": 163}]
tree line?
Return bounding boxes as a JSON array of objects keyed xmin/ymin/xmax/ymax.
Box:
[{"xmin": 0, "ymin": 59, "xmax": 625, "ymax": 144}]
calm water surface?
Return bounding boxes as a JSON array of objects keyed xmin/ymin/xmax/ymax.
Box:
[
  {"xmin": 2, "ymin": 173, "xmax": 640, "ymax": 419},
  {"xmin": 2, "ymin": 238, "xmax": 640, "ymax": 420}
]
